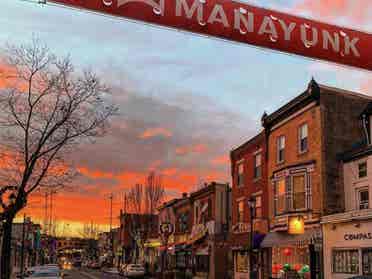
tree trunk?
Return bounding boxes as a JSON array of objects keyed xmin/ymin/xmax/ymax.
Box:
[{"xmin": 1, "ymin": 216, "xmax": 14, "ymax": 279}]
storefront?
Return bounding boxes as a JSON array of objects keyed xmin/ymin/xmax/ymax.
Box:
[
  {"xmin": 261, "ymin": 227, "xmax": 322, "ymax": 278},
  {"xmin": 323, "ymin": 214, "xmax": 372, "ymax": 279}
]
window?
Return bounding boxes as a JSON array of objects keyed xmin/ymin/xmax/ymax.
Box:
[
  {"xmin": 274, "ymin": 178, "xmax": 286, "ymax": 215},
  {"xmin": 254, "ymin": 153, "xmax": 262, "ymax": 179},
  {"xmin": 277, "ymin": 136, "xmax": 285, "ymax": 163},
  {"xmin": 299, "ymin": 124, "xmax": 308, "ymax": 153},
  {"xmin": 237, "ymin": 200, "xmax": 244, "ymax": 223},
  {"xmin": 254, "ymin": 196, "xmax": 262, "ymax": 218},
  {"xmin": 359, "ymin": 162, "xmax": 367, "ymax": 178},
  {"xmin": 362, "ymin": 249, "xmax": 372, "ymax": 275},
  {"xmin": 332, "ymin": 250, "xmax": 359, "ymax": 274},
  {"xmin": 236, "ymin": 251, "xmax": 249, "ymax": 273},
  {"xmin": 237, "ymin": 162, "xmax": 244, "ymax": 187},
  {"xmin": 292, "ymin": 175, "xmax": 306, "ymax": 210},
  {"xmin": 358, "ymin": 188, "xmax": 369, "ymax": 210}
]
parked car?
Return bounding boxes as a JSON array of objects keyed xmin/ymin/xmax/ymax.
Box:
[{"xmin": 121, "ymin": 264, "xmax": 145, "ymax": 278}]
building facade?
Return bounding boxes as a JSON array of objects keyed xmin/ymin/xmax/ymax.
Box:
[
  {"xmin": 322, "ymin": 103, "xmax": 372, "ymax": 278},
  {"xmin": 230, "ymin": 131, "xmax": 269, "ymax": 279},
  {"xmin": 261, "ymin": 79, "xmax": 372, "ymax": 278},
  {"xmin": 188, "ymin": 182, "xmax": 230, "ymax": 279}
]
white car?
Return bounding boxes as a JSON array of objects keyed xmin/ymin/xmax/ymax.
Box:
[
  {"xmin": 29, "ymin": 270, "xmax": 62, "ymax": 278},
  {"xmin": 122, "ymin": 264, "xmax": 145, "ymax": 278}
]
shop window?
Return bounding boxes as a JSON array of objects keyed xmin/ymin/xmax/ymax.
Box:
[
  {"xmin": 359, "ymin": 162, "xmax": 367, "ymax": 178},
  {"xmin": 274, "ymin": 178, "xmax": 286, "ymax": 215},
  {"xmin": 236, "ymin": 251, "xmax": 249, "ymax": 273},
  {"xmin": 195, "ymin": 255, "xmax": 209, "ymax": 273},
  {"xmin": 237, "ymin": 200, "xmax": 244, "ymax": 223},
  {"xmin": 254, "ymin": 153, "xmax": 262, "ymax": 179},
  {"xmin": 332, "ymin": 249, "xmax": 359, "ymax": 274},
  {"xmin": 293, "ymin": 175, "xmax": 306, "ymax": 210},
  {"xmin": 362, "ymin": 249, "xmax": 372, "ymax": 275},
  {"xmin": 298, "ymin": 124, "xmax": 308, "ymax": 153},
  {"xmin": 277, "ymin": 136, "xmax": 285, "ymax": 163},
  {"xmin": 358, "ymin": 188, "xmax": 369, "ymax": 210},
  {"xmin": 237, "ymin": 162, "xmax": 244, "ymax": 187},
  {"xmin": 254, "ymin": 196, "xmax": 262, "ymax": 218}
]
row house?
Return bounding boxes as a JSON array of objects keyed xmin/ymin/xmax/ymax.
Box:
[
  {"xmin": 189, "ymin": 182, "xmax": 230, "ymax": 279},
  {"xmin": 230, "ymin": 131, "xmax": 269, "ymax": 279},
  {"xmin": 157, "ymin": 182, "xmax": 230, "ymax": 279},
  {"xmin": 260, "ymin": 79, "xmax": 372, "ymax": 278},
  {"xmin": 322, "ymin": 103, "xmax": 372, "ymax": 278}
]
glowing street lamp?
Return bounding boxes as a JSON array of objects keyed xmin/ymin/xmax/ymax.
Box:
[{"xmin": 288, "ymin": 216, "xmax": 305, "ymax": 235}]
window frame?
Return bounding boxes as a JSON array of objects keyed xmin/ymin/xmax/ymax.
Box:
[
  {"xmin": 358, "ymin": 161, "xmax": 368, "ymax": 178},
  {"xmin": 236, "ymin": 162, "xmax": 245, "ymax": 187},
  {"xmin": 298, "ymin": 123, "xmax": 308, "ymax": 154},
  {"xmin": 291, "ymin": 173, "xmax": 307, "ymax": 211},
  {"xmin": 254, "ymin": 195, "xmax": 262, "ymax": 219},
  {"xmin": 237, "ymin": 200, "xmax": 244, "ymax": 223},
  {"xmin": 357, "ymin": 187, "xmax": 369, "ymax": 210},
  {"xmin": 277, "ymin": 136, "xmax": 285, "ymax": 164},
  {"xmin": 332, "ymin": 249, "xmax": 359, "ymax": 274},
  {"xmin": 253, "ymin": 153, "xmax": 262, "ymax": 180},
  {"xmin": 274, "ymin": 178, "xmax": 287, "ymax": 215}
]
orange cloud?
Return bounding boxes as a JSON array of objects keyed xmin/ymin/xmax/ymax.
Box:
[
  {"xmin": 175, "ymin": 144, "xmax": 208, "ymax": 155},
  {"xmin": 210, "ymin": 155, "xmax": 229, "ymax": 166},
  {"xmin": 139, "ymin": 127, "xmax": 172, "ymax": 139},
  {"xmin": 78, "ymin": 166, "xmax": 115, "ymax": 179}
]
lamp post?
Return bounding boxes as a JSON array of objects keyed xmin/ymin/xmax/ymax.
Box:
[{"xmin": 247, "ymin": 197, "xmax": 256, "ymax": 279}]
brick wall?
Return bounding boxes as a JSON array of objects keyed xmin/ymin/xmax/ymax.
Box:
[{"xmin": 320, "ymin": 89, "xmax": 371, "ymax": 214}]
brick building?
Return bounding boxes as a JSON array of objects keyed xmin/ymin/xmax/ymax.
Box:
[
  {"xmin": 188, "ymin": 182, "xmax": 230, "ymax": 279},
  {"xmin": 261, "ymin": 79, "xmax": 372, "ymax": 278},
  {"xmin": 230, "ymin": 131, "xmax": 269, "ymax": 279}
]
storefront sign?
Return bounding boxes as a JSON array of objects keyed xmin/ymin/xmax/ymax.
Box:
[
  {"xmin": 50, "ymin": 0, "xmax": 372, "ymax": 71},
  {"xmin": 344, "ymin": 232, "xmax": 372, "ymax": 240}
]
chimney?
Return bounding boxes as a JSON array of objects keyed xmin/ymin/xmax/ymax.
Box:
[{"xmin": 182, "ymin": 192, "xmax": 188, "ymax": 198}]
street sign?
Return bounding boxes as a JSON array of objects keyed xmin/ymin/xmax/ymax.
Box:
[{"xmin": 49, "ymin": 0, "xmax": 372, "ymax": 71}]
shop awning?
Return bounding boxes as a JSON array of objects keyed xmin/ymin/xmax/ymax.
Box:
[{"xmin": 261, "ymin": 228, "xmax": 322, "ymax": 248}]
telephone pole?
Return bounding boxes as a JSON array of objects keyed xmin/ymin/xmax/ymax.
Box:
[{"xmin": 109, "ymin": 193, "xmax": 114, "ymax": 266}]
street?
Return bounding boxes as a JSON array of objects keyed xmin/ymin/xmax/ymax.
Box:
[{"xmin": 65, "ymin": 268, "xmax": 121, "ymax": 279}]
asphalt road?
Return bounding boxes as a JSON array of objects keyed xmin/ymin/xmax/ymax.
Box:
[{"xmin": 65, "ymin": 268, "xmax": 121, "ymax": 279}]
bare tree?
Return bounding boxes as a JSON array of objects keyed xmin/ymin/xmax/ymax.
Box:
[
  {"xmin": 144, "ymin": 172, "xmax": 165, "ymax": 215},
  {"xmin": 0, "ymin": 38, "xmax": 117, "ymax": 279},
  {"xmin": 125, "ymin": 172, "xmax": 164, "ymax": 263}
]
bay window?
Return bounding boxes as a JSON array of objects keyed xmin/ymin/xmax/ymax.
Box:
[{"xmin": 274, "ymin": 171, "xmax": 310, "ymax": 215}]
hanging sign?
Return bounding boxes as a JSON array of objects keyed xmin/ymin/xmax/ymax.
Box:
[{"xmin": 49, "ymin": 0, "xmax": 372, "ymax": 71}]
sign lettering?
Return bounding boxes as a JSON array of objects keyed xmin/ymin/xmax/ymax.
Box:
[{"xmin": 49, "ymin": 0, "xmax": 372, "ymax": 71}]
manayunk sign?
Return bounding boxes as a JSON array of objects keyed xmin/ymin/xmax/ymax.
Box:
[{"xmin": 50, "ymin": 0, "xmax": 372, "ymax": 71}]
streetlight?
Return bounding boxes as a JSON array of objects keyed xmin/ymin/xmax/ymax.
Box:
[{"xmin": 247, "ymin": 197, "xmax": 256, "ymax": 279}]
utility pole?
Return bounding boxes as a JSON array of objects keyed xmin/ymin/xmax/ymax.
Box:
[
  {"xmin": 49, "ymin": 191, "xmax": 53, "ymax": 236},
  {"xmin": 109, "ymin": 193, "xmax": 114, "ymax": 267},
  {"xmin": 44, "ymin": 192, "xmax": 48, "ymax": 235}
]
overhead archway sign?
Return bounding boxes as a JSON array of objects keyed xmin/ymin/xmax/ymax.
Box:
[{"xmin": 50, "ymin": 0, "xmax": 372, "ymax": 71}]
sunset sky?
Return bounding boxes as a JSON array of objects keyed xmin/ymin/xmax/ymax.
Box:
[{"xmin": 1, "ymin": 0, "xmax": 372, "ymax": 236}]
